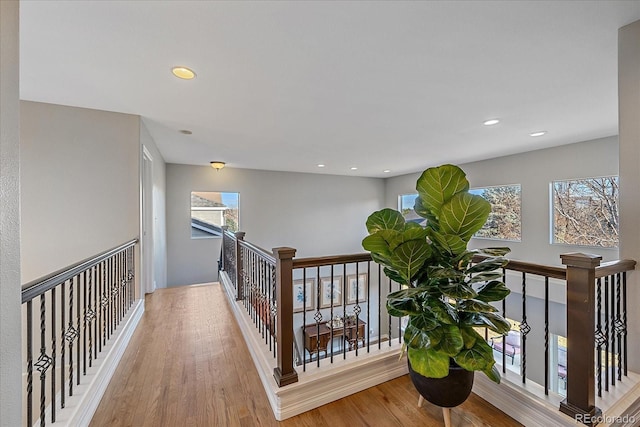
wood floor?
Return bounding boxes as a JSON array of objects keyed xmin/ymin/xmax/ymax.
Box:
[{"xmin": 90, "ymin": 284, "xmax": 522, "ymax": 427}]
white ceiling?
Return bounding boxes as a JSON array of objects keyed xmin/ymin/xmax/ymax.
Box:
[{"xmin": 19, "ymin": 1, "xmax": 640, "ymax": 178}]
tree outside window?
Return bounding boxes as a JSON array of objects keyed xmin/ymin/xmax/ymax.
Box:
[
  {"xmin": 471, "ymin": 185, "xmax": 521, "ymax": 241},
  {"xmin": 552, "ymin": 176, "xmax": 618, "ymax": 248},
  {"xmin": 191, "ymin": 191, "xmax": 239, "ymax": 238}
]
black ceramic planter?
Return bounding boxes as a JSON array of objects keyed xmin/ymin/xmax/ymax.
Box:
[{"xmin": 408, "ymin": 359, "xmax": 474, "ymax": 408}]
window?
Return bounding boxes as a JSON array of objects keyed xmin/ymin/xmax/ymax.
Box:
[
  {"xmin": 470, "ymin": 185, "xmax": 521, "ymax": 241},
  {"xmin": 398, "ymin": 193, "xmax": 423, "ymax": 224},
  {"xmin": 552, "ymin": 176, "xmax": 618, "ymax": 248},
  {"xmin": 190, "ymin": 191, "xmax": 239, "ymax": 238}
]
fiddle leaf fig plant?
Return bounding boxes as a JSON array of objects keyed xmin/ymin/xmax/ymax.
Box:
[{"xmin": 362, "ymin": 164, "xmax": 511, "ymax": 383}]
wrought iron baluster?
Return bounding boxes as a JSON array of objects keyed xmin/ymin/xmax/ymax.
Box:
[
  {"xmin": 610, "ymin": 274, "xmax": 616, "ymax": 386},
  {"xmin": 60, "ymin": 280, "xmax": 66, "ymax": 408},
  {"xmin": 378, "ymin": 264, "xmax": 381, "ymax": 350},
  {"xmin": 77, "ymin": 273, "xmax": 81, "ymax": 386},
  {"xmin": 51, "ymin": 287, "xmax": 56, "ymax": 423},
  {"xmin": 501, "ymin": 268, "xmax": 507, "ymax": 374},
  {"xmin": 26, "ymin": 300, "xmax": 33, "ymax": 427},
  {"xmin": 83, "ymin": 269, "xmax": 88, "ymax": 376},
  {"xmin": 544, "ymin": 276, "xmax": 549, "ymax": 396},
  {"xmin": 615, "ymin": 273, "xmax": 623, "ymax": 381},
  {"xmin": 314, "ymin": 265, "xmax": 322, "ymax": 368},
  {"xmin": 366, "ymin": 261, "xmax": 371, "ymax": 352},
  {"xmin": 623, "ymin": 272, "xmax": 628, "ymax": 376},
  {"xmin": 68, "ymin": 277, "xmax": 76, "ymax": 396},
  {"xmin": 595, "ymin": 278, "xmax": 604, "ymax": 397},
  {"xmin": 604, "ymin": 276, "xmax": 609, "ymax": 391},
  {"xmin": 520, "ymin": 272, "xmax": 531, "ymax": 384},
  {"xmin": 37, "ymin": 293, "xmax": 51, "ymax": 427}
]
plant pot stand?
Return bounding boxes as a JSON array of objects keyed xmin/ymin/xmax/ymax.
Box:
[{"xmin": 418, "ymin": 395, "xmax": 452, "ymax": 427}]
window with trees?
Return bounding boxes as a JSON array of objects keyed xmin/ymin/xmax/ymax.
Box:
[
  {"xmin": 399, "ymin": 193, "xmax": 423, "ymax": 224},
  {"xmin": 190, "ymin": 191, "xmax": 239, "ymax": 238},
  {"xmin": 552, "ymin": 176, "xmax": 618, "ymax": 248},
  {"xmin": 470, "ymin": 185, "xmax": 522, "ymax": 241}
]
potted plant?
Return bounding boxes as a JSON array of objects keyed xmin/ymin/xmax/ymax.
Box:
[{"xmin": 362, "ymin": 164, "xmax": 511, "ymax": 408}]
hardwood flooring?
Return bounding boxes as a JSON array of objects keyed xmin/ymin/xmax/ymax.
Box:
[{"xmin": 90, "ymin": 283, "xmax": 522, "ymax": 427}]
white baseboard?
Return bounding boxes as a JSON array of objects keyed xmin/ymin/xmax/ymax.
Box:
[{"xmin": 40, "ymin": 299, "xmax": 144, "ymax": 426}]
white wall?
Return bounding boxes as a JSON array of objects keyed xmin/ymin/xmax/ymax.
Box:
[
  {"xmin": 166, "ymin": 164, "xmax": 385, "ymax": 286},
  {"xmin": 140, "ymin": 120, "xmax": 168, "ymax": 289},
  {"xmin": 618, "ymin": 19, "xmax": 640, "ymax": 373},
  {"xmin": 0, "ymin": 1, "xmax": 22, "ymax": 424},
  {"xmin": 385, "ymin": 136, "xmax": 619, "ymax": 266},
  {"xmin": 20, "ymin": 101, "xmax": 140, "ymax": 283}
]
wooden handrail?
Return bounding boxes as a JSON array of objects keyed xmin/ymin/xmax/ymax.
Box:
[
  {"xmin": 239, "ymin": 240, "xmax": 276, "ymax": 265},
  {"xmin": 595, "ymin": 259, "xmax": 637, "ymax": 278},
  {"xmin": 473, "ymin": 255, "xmax": 567, "ymax": 280},
  {"xmin": 22, "ymin": 238, "xmax": 138, "ymax": 303},
  {"xmin": 293, "ymin": 253, "xmax": 372, "ymax": 269}
]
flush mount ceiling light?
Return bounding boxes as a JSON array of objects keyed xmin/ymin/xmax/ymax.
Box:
[
  {"xmin": 179, "ymin": 129, "xmax": 192, "ymax": 135},
  {"xmin": 171, "ymin": 66, "xmax": 196, "ymax": 80},
  {"xmin": 210, "ymin": 161, "xmax": 226, "ymax": 171},
  {"xmin": 529, "ymin": 131, "xmax": 547, "ymax": 137},
  {"xmin": 483, "ymin": 119, "xmax": 500, "ymax": 126}
]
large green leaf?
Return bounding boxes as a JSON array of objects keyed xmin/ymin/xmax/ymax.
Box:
[
  {"xmin": 429, "ymin": 230, "xmax": 466, "ymax": 255},
  {"xmin": 433, "ymin": 325, "xmax": 464, "ymax": 356},
  {"xmin": 366, "ymin": 208, "xmax": 405, "ymax": 233},
  {"xmin": 483, "ymin": 364, "xmax": 502, "ymax": 384},
  {"xmin": 402, "ymin": 226, "xmax": 429, "ymax": 242},
  {"xmin": 404, "ymin": 323, "xmax": 432, "ymax": 349},
  {"xmin": 409, "ymin": 311, "xmax": 439, "ymax": 332},
  {"xmin": 462, "ymin": 312, "xmax": 511, "ymax": 335},
  {"xmin": 453, "ymin": 338, "xmax": 494, "ymax": 372},
  {"xmin": 408, "ymin": 347, "xmax": 451, "ymax": 379},
  {"xmin": 457, "ymin": 299, "xmax": 498, "ymax": 313},
  {"xmin": 439, "ymin": 281, "xmax": 477, "ymax": 300},
  {"xmin": 416, "ymin": 165, "xmax": 469, "ymax": 217},
  {"xmin": 427, "ymin": 298, "xmax": 458, "ymax": 324},
  {"xmin": 382, "ymin": 267, "xmax": 406, "ymax": 285},
  {"xmin": 440, "ymin": 193, "xmax": 491, "ymax": 242},
  {"xmin": 476, "ymin": 280, "xmax": 511, "ymax": 302},
  {"xmin": 362, "ymin": 234, "xmax": 392, "ymax": 257},
  {"xmin": 467, "ymin": 271, "xmax": 504, "ymax": 284},
  {"xmin": 389, "ymin": 240, "xmax": 431, "ymax": 283},
  {"xmin": 466, "ymin": 258, "xmax": 507, "ymax": 274},
  {"xmin": 478, "ymin": 247, "xmax": 511, "ymax": 257},
  {"xmin": 386, "ymin": 288, "xmax": 426, "ymax": 317},
  {"xmin": 460, "ymin": 326, "xmax": 483, "ymax": 350}
]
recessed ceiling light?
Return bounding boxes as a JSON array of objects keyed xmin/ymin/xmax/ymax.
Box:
[
  {"xmin": 383, "ymin": 170, "xmax": 391, "ymax": 173},
  {"xmin": 179, "ymin": 129, "xmax": 192, "ymax": 135},
  {"xmin": 529, "ymin": 131, "xmax": 547, "ymax": 137},
  {"xmin": 317, "ymin": 164, "xmax": 325, "ymax": 168},
  {"xmin": 350, "ymin": 167, "xmax": 358, "ymax": 170},
  {"xmin": 171, "ymin": 66, "xmax": 196, "ymax": 80},
  {"xmin": 483, "ymin": 119, "xmax": 500, "ymax": 126}
]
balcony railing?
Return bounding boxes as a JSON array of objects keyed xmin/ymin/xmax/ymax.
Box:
[
  {"xmin": 220, "ymin": 229, "xmax": 636, "ymax": 424},
  {"xmin": 21, "ymin": 239, "xmax": 137, "ymax": 427}
]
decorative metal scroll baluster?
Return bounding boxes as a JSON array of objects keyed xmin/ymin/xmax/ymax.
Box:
[
  {"xmin": 623, "ymin": 272, "xmax": 628, "ymax": 376},
  {"xmin": 378, "ymin": 264, "xmax": 382, "ymax": 350},
  {"xmin": 596, "ymin": 278, "xmax": 604, "ymax": 397},
  {"xmin": 60, "ymin": 280, "xmax": 66, "ymax": 408},
  {"xmin": 544, "ymin": 276, "xmax": 549, "ymax": 396},
  {"xmin": 77, "ymin": 273, "xmax": 81, "ymax": 386},
  {"xmin": 610, "ymin": 275, "xmax": 616, "ymax": 387},
  {"xmin": 501, "ymin": 268, "xmax": 507, "ymax": 374},
  {"xmin": 87, "ymin": 266, "xmax": 95, "ymax": 369},
  {"xmin": 36, "ymin": 294, "xmax": 52, "ymax": 427},
  {"xmin": 26, "ymin": 300, "xmax": 33, "ymax": 426},
  {"xmin": 270, "ymin": 262, "xmax": 277, "ymax": 357},
  {"xmin": 51, "ymin": 287, "xmax": 56, "ymax": 423},
  {"xmin": 388, "ymin": 276, "xmax": 392, "ymax": 347},
  {"xmin": 313, "ymin": 265, "xmax": 323, "ymax": 368},
  {"xmin": 615, "ymin": 273, "xmax": 624, "ymax": 382},
  {"xmin": 67, "ymin": 277, "xmax": 76, "ymax": 396},
  {"xmin": 519, "ymin": 272, "xmax": 531, "ymax": 384},
  {"xmin": 604, "ymin": 276, "xmax": 610, "ymax": 391},
  {"xmin": 329, "ymin": 265, "xmax": 335, "ymax": 363}
]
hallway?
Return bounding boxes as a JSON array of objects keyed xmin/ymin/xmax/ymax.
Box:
[{"xmin": 90, "ymin": 284, "xmax": 522, "ymax": 427}]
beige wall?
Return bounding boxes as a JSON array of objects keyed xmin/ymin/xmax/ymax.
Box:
[
  {"xmin": 0, "ymin": 1, "xmax": 22, "ymax": 424},
  {"xmin": 619, "ymin": 19, "xmax": 640, "ymax": 372},
  {"xmin": 20, "ymin": 101, "xmax": 140, "ymax": 283},
  {"xmin": 166, "ymin": 164, "xmax": 385, "ymax": 286}
]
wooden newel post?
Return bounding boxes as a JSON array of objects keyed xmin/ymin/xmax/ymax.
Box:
[
  {"xmin": 273, "ymin": 246, "xmax": 299, "ymax": 387},
  {"xmin": 234, "ymin": 231, "xmax": 246, "ymax": 301},
  {"xmin": 559, "ymin": 253, "xmax": 602, "ymax": 425}
]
